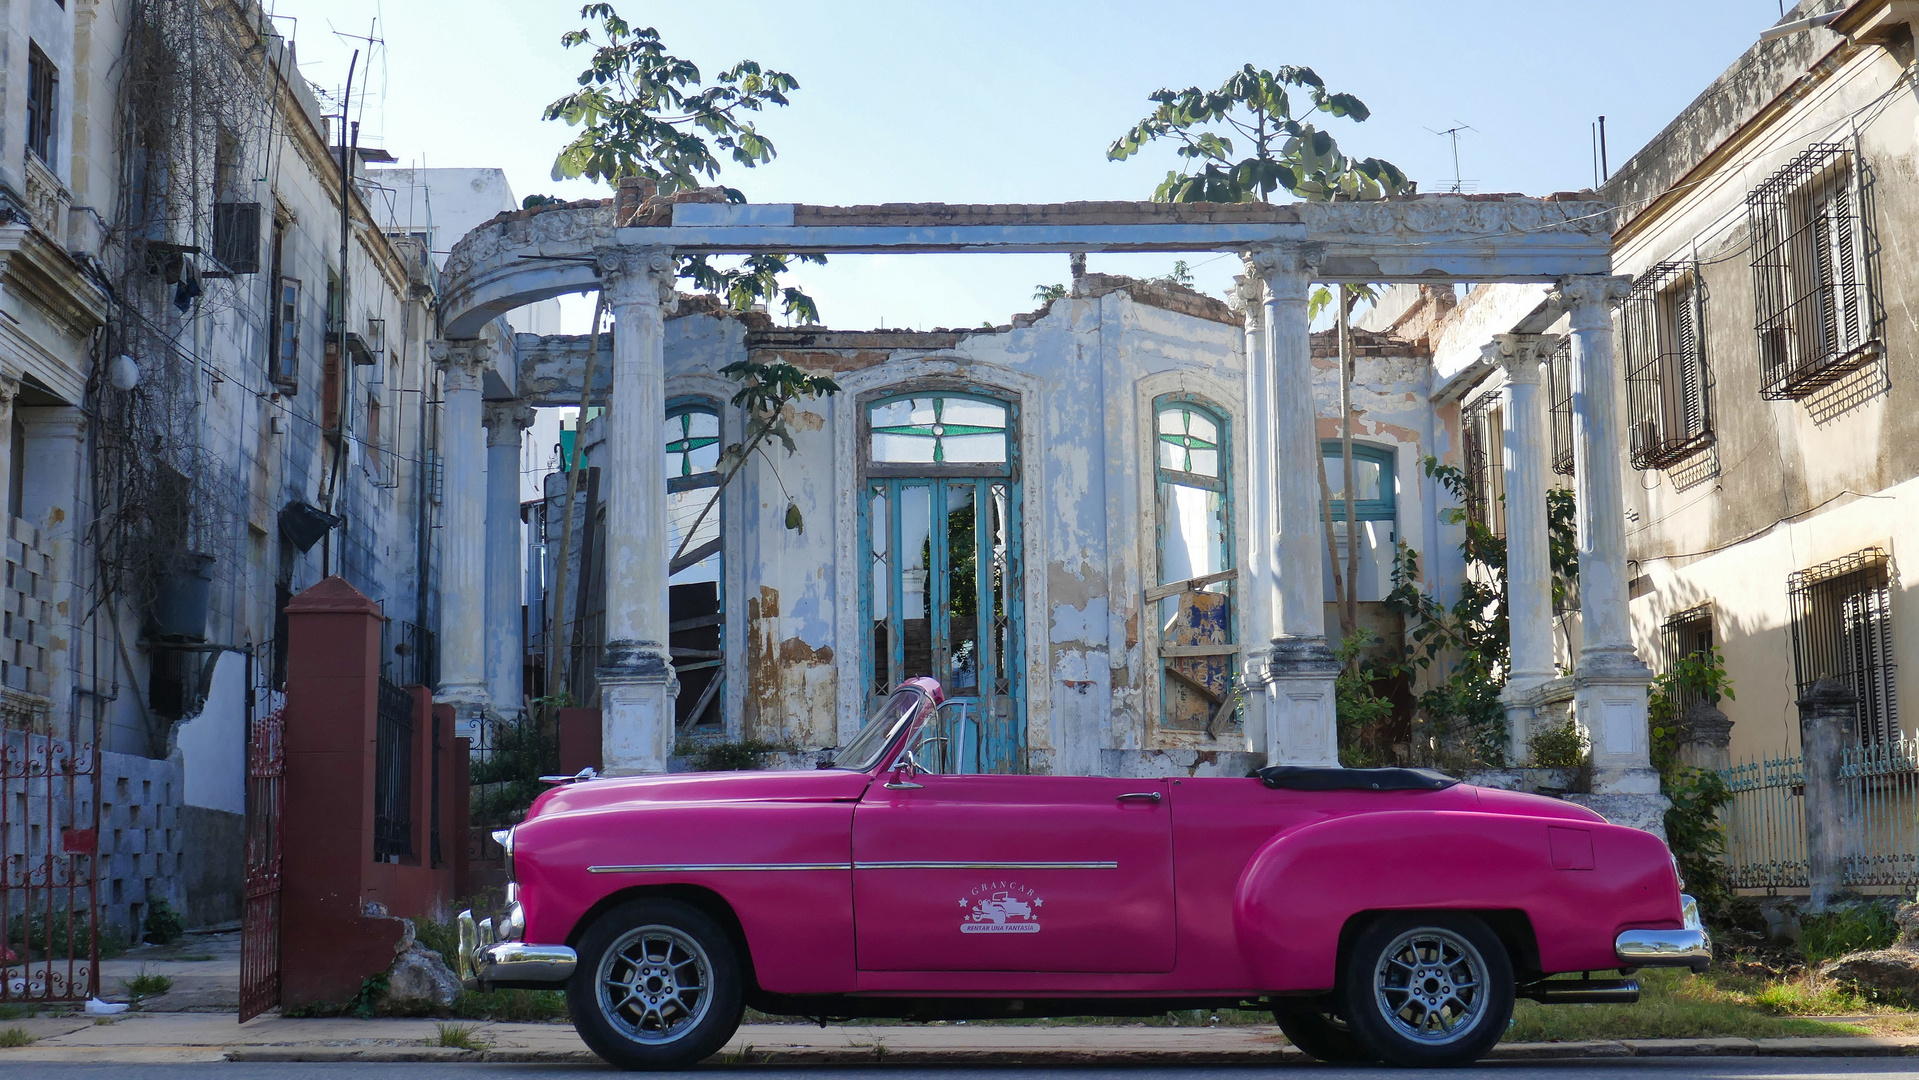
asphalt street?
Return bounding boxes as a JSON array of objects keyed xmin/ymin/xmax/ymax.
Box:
[{"xmin": 17, "ymin": 1061, "xmax": 1919, "ymax": 1079}]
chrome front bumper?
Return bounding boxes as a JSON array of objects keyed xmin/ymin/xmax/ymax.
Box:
[
  {"xmin": 1615, "ymin": 893, "xmax": 1712, "ymax": 973},
  {"xmin": 456, "ymin": 906, "xmax": 577, "ymax": 992}
]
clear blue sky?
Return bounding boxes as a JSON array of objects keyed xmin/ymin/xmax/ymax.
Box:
[{"xmin": 274, "ymin": 0, "xmax": 1800, "ymax": 333}]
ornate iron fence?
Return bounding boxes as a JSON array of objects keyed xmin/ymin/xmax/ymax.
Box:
[
  {"xmin": 373, "ymin": 677, "xmax": 414, "ymax": 862},
  {"xmin": 1720, "ymin": 755, "xmax": 1807, "ymax": 890},
  {"xmin": 1719, "ymin": 736, "xmax": 1919, "ymax": 891}
]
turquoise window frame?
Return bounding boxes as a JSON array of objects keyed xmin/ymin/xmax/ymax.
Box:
[{"xmin": 1320, "ymin": 441, "xmax": 1397, "ymax": 522}]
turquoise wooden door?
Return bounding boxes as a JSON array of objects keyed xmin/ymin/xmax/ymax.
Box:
[{"xmin": 859, "ymin": 393, "xmax": 1024, "ymax": 773}]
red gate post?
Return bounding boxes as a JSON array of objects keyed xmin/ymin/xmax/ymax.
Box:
[{"xmin": 278, "ymin": 577, "xmax": 409, "ymax": 1010}]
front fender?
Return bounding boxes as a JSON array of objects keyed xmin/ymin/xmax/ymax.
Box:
[{"xmin": 1233, "ymin": 810, "xmax": 1680, "ymax": 992}]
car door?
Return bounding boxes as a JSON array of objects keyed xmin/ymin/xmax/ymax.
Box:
[{"xmin": 851, "ymin": 774, "xmax": 1174, "ymax": 972}]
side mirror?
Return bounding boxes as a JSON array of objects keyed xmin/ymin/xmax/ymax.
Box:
[{"xmin": 884, "ymin": 749, "xmax": 926, "ymax": 790}]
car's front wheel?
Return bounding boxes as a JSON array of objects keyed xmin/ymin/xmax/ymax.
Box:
[
  {"xmin": 1337, "ymin": 912, "xmax": 1514, "ymax": 1068},
  {"xmin": 567, "ymin": 898, "xmax": 744, "ymax": 1070}
]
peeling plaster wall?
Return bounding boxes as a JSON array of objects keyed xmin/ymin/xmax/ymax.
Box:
[{"xmin": 640, "ymin": 281, "xmax": 1439, "ymax": 775}]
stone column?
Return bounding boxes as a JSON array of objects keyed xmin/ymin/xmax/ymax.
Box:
[
  {"xmin": 1233, "ymin": 270, "xmax": 1271, "ymax": 754},
  {"xmin": 482, "ymin": 401, "xmax": 534, "ymax": 722},
  {"xmin": 1798, "ymin": 678, "xmax": 1853, "ymax": 913},
  {"xmin": 1495, "ymin": 334, "xmax": 1556, "ymax": 764},
  {"xmin": 1554, "ymin": 275, "xmax": 1664, "ymax": 830},
  {"xmin": 1250, "ymin": 243, "xmax": 1339, "ymax": 767},
  {"xmin": 429, "ymin": 340, "xmax": 492, "ymax": 732},
  {"xmin": 596, "ymin": 247, "xmax": 678, "ymax": 775},
  {"xmin": 16, "ymin": 403, "xmax": 83, "ymax": 730}
]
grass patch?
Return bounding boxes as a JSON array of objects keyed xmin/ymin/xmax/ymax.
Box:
[
  {"xmin": 1506, "ymin": 969, "xmax": 1867, "ymax": 1042},
  {"xmin": 455, "ymin": 989, "xmax": 568, "ymax": 1023},
  {"xmin": 0, "ymin": 1027, "xmax": 34, "ymax": 1048},
  {"xmin": 434, "ymin": 1022, "xmax": 489, "ymax": 1050},
  {"xmin": 1802, "ymin": 905, "xmax": 1899, "ymax": 965},
  {"xmin": 0, "ymin": 1004, "xmax": 35, "ymax": 1022},
  {"xmin": 122, "ymin": 970, "xmax": 173, "ymax": 1001}
]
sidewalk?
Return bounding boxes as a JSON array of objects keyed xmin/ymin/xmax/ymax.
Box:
[{"xmin": 5, "ymin": 1012, "xmax": 1919, "ymax": 1066}]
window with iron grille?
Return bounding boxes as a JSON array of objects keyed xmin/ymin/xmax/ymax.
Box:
[
  {"xmin": 1749, "ymin": 142, "xmax": 1879, "ymax": 400},
  {"xmin": 1460, "ymin": 390, "xmax": 1504, "ymax": 539},
  {"xmin": 1623, "ymin": 261, "xmax": 1713, "ymax": 469},
  {"xmin": 1662, "ymin": 604, "xmax": 1715, "ymax": 720},
  {"xmin": 1788, "ymin": 548, "xmax": 1898, "ymax": 745},
  {"xmin": 26, "ymin": 44, "xmax": 56, "ymax": 165},
  {"xmin": 1545, "ymin": 339, "xmax": 1575, "ymax": 477}
]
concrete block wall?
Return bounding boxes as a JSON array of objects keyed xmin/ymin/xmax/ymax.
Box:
[{"xmin": 99, "ymin": 750, "xmax": 185, "ymax": 943}]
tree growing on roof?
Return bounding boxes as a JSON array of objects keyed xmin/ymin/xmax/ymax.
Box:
[
  {"xmin": 544, "ymin": 2, "xmax": 823, "ymax": 324},
  {"xmin": 1106, "ymin": 64, "xmax": 1410, "ymax": 205}
]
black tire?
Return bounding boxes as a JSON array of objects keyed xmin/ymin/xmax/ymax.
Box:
[
  {"xmin": 567, "ymin": 898, "xmax": 745, "ymax": 1070},
  {"xmin": 1274, "ymin": 1007, "xmax": 1374, "ymax": 1063},
  {"xmin": 1337, "ymin": 912, "xmax": 1514, "ymax": 1068}
]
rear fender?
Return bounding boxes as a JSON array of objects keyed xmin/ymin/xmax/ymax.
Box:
[{"xmin": 1233, "ymin": 810, "xmax": 1680, "ymax": 992}]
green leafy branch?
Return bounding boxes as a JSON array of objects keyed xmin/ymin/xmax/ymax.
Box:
[
  {"xmin": 669, "ymin": 359, "xmax": 841, "ymax": 569},
  {"xmin": 1107, "ymin": 64, "xmax": 1411, "ymax": 204}
]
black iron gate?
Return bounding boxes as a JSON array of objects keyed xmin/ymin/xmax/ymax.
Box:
[
  {"xmin": 239, "ymin": 705, "xmax": 284, "ymax": 1022},
  {"xmin": 0, "ymin": 692, "xmax": 98, "ymax": 1003}
]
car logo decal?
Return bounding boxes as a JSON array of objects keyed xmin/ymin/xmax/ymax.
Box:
[{"xmin": 959, "ymin": 880, "xmax": 1042, "ymax": 934}]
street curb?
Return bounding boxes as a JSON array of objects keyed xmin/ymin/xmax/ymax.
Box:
[{"xmin": 217, "ymin": 1035, "xmax": 1919, "ymax": 1066}]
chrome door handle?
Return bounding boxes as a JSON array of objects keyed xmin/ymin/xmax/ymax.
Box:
[{"xmin": 1117, "ymin": 791, "xmax": 1162, "ymax": 803}]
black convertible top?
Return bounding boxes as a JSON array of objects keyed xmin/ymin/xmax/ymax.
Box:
[{"xmin": 1255, "ymin": 765, "xmax": 1459, "ymax": 792}]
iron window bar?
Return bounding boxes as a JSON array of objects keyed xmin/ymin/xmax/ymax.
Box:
[
  {"xmin": 1787, "ymin": 547, "xmax": 1898, "ymax": 746},
  {"xmin": 1460, "ymin": 389, "xmax": 1504, "ymax": 538},
  {"xmin": 1662, "ymin": 604, "xmax": 1716, "ymax": 720},
  {"xmin": 1623, "ymin": 261, "xmax": 1715, "ymax": 469},
  {"xmin": 1748, "ymin": 140, "xmax": 1880, "ymax": 400},
  {"xmin": 1546, "ymin": 339, "xmax": 1576, "ymax": 477}
]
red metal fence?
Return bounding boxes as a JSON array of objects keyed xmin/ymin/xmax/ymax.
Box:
[
  {"xmin": 239, "ymin": 706, "xmax": 284, "ymax": 1022},
  {"xmin": 0, "ymin": 692, "xmax": 98, "ymax": 1003}
]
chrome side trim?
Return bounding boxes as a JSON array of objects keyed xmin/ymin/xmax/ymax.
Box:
[
  {"xmin": 588, "ymin": 862, "xmax": 853, "ymax": 874},
  {"xmin": 584, "ymin": 859, "xmax": 1125, "ymax": 874},
  {"xmin": 853, "ymin": 860, "xmax": 1120, "ymax": 870}
]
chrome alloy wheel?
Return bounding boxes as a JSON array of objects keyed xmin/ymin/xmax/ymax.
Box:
[
  {"xmin": 1371, "ymin": 926, "xmax": 1489, "ymax": 1045},
  {"xmin": 595, "ymin": 924, "xmax": 714, "ymax": 1044}
]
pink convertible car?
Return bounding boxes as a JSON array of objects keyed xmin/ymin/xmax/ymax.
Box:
[{"xmin": 458, "ymin": 678, "xmax": 1708, "ymax": 1070}]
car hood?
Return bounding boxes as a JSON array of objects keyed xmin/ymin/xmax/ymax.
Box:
[{"xmin": 529, "ymin": 768, "xmax": 874, "ymax": 819}]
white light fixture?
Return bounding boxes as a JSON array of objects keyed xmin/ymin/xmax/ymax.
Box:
[{"xmin": 108, "ymin": 353, "xmax": 140, "ymax": 391}]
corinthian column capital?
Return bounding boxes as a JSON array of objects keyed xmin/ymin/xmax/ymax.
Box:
[
  {"xmin": 430, "ymin": 338, "xmax": 494, "ymax": 392},
  {"xmin": 1550, "ymin": 275, "xmax": 1631, "ymax": 329},
  {"xmin": 597, "ymin": 246, "xmax": 677, "ymax": 310},
  {"xmin": 482, "ymin": 400, "xmax": 536, "ymax": 447},
  {"xmin": 1246, "ymin": 242, "xmax": 1326, "ymax": 301},
  {"xmin": 1491, "ymin": 333, "xmax": 1549, "ymax": 383},
  {"xmin": 1232, "ymin": 272, "xmax": 1266, "ymax": 328}
]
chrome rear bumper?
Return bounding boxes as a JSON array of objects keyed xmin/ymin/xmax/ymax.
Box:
[
  {"xmin": 456, "ymin": 907, "xmax": 577, "ymax": 992},
  {"xmin": 1615, "ymin": 894, "xmax": 1712, "ymax": 973}
]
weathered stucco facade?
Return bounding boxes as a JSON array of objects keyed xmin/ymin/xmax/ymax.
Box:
[{"xmin": 1598, "ymin": 0, "xmax": 1919, "ymax": 766}]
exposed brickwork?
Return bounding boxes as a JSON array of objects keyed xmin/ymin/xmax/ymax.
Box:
[
  {"xmin": 1310, "ymin": 326, "xmax": 1426, "ymax": 359},
  {"xmin": 1072, "ymin": 272, "xmax": 1238, "ymax": 326}
]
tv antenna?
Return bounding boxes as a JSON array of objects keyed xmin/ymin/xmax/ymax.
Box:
[{"xmin": 1428, "ymin": 123, "xmax": 1475, "ymax": 193}]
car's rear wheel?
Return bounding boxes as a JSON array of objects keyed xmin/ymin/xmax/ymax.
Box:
[
  {"xmin": 1273, "ymin": 1007, "xmax": 1373, "ymax": 1062},
  {"xmin": 1337, "ymin": 912, "xmax": 1513, "ymax": 1068},
  {"xmin": 567, "ymin": 898, "xmax": 744, "ymax": 1070}
]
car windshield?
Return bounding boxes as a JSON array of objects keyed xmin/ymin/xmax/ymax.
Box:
[{"xmin": 832, "ymin": 688, "xmax": 926, "ymax": 771}]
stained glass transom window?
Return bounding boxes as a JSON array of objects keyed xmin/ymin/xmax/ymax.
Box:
[
  {"xmin": 666, "ymin": 406, "xmax": 721, "ymax": 479},
  {"xmin": 869, "ymin": 395, "xmax": 1009, "ymax": 465},
  {"xmin": 1157, "ymin": 406, "xmax": 1221, "ymax": 478}
]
